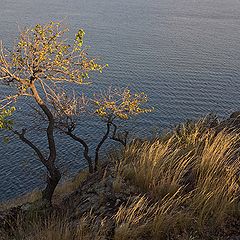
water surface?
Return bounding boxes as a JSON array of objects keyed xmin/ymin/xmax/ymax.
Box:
[{"xmin": 0, "ymin": 0, "xmax": 240, "ymax": 201}]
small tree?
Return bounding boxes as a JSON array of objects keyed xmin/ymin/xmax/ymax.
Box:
[
  {"xmin": 93, "ymin": 87, "xmax": 152, "ymax": 170},
  {"xmin": 0, "ymin": 21, "xmax": 105, "ymax": 204},
  {"xmin": 48, "ymin": 87, "xmax": 152, "ymax": 172}
]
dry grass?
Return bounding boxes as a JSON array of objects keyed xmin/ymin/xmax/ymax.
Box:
[
  {"xmin": 115, "ymin": 117, "xmax": 240, "ymax": 238},
  {"xmin": 54, "ymin": 170, "xmax": 89, "ymax": 199},
  {"xmin": 114, "ymin": 192, "xmax": 191, "ymax": 240},
  {"xmin": 0, "ymin": 211, "xmax": 108, "ymax": 240}
]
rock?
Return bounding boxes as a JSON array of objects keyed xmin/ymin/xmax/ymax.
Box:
[
  {"xmin": 215, "ymin": 112, "xmax": 240, "ymax": 133},
  {"xmin": 228, "ymin": 236, "xmax": 240, "ymax": 240},
  {"xmin": 230, "ymin": 111, "xmax": 240, "ymax": 119},
  {"xmin": 20, "ymin": 199, "xmax": 51, "ymax": 212},
  {"xmin": 21, "ymin": 203, "xmax": 32, "ymax": 211}
]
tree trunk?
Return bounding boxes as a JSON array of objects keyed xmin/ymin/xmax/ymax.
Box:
[
  {"xmin": 42, "ymin": 166, "xmax": 61, "ymax": 205},
  {"xmin": 30, "ymin": 80, "xmax": 60, "ymax": 204},
  {"xmin": 94, "ymin": 122, "xmax": 110, "ymax": 172}
]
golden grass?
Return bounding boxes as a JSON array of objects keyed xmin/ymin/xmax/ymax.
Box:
[
  {"xmin": 115, "ymin": 117, "xmax": 240, "ymax": 238},
  {"xmin": 0, "ymin": 211, "xmax": 108, "ymax": 240},
  {"xmin": 114, "ymin": 192, "xmax": 191, "ymax": 240}
]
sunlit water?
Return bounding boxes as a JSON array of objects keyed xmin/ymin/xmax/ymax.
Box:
[{"xmin": 0, "ymin": 0, "xmax": 240, "ymax": 201}]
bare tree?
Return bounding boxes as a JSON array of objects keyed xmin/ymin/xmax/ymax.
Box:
[
  {"xmin": 0, "ymin": 21, "xmax": 105, "ymax": 205},
  {"xmin": 48, "ymin": 87, "xmax": 152, "ymax": 172}
]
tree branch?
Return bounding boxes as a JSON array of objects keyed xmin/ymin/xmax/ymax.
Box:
[
  {"xmin": 94, "ymin": 122, "xmax": 110, "ymax": 171},
  {"xmin": 66, "ymin": 129, "xmax": 94, "ymax": 173},
  {"xmin": 110, "ymin": 122, "xmax": 128, "ymax": 147},
  {"xmin": 13, "ymin": 128, "xmax": 47, "ymax": 166}
]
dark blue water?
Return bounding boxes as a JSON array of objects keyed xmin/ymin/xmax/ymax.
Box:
[{"xmin": 0, "ymin": 0, "xmax": 240, "ymax": 202}]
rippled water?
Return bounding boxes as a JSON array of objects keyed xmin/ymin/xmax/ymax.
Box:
[{"xmin": 0, "ymin": 0, "xmax": 240, "ymax": 201}]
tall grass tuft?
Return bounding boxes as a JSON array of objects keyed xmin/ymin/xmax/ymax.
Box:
[
  {"xmin": 116, "ymin": 118, "xmax": 240, "ymax": 237},
  {"xmin": 0, "ymin": 211, "xmax": 108, "ymax": 240}
]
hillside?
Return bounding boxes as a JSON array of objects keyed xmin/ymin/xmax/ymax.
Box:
[{"xmin": 1, "ymin": 113, "xmax": 240, "ymax": 240}]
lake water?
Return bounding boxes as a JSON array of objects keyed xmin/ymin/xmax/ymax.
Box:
[{"xmin": 0, "ymin": 0, "xmax": 240, "ymax": 202}]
